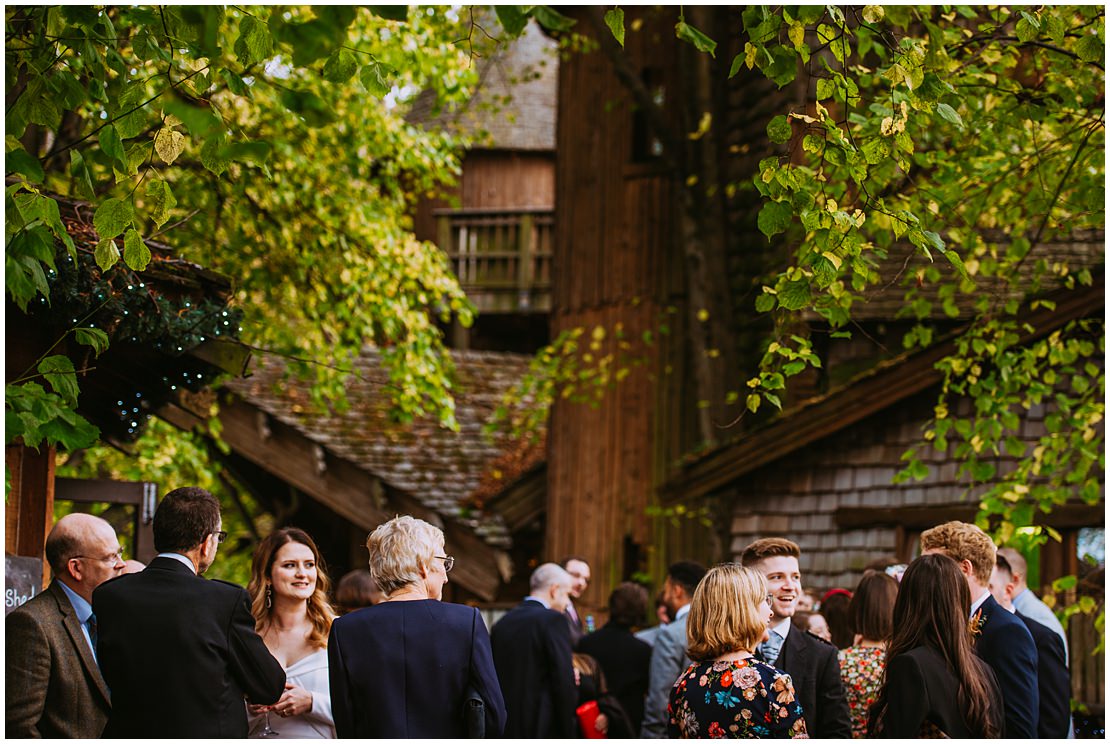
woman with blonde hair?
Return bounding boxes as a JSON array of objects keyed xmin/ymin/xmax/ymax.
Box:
[
  {"xmin": 246, "ymin": 527, "xmax": 336, "ymax": 738},
  {"xmin": 327, "ymin": 515, "xmax": 506, "ymax": 738},
  {"xmin": 667, "ymin": 563, "xmax": 808, "ymax": 739}
]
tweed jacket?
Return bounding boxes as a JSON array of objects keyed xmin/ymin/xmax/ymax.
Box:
[{"xmin": 5, "ymin": 580, "xmax": 111, "ymax": 738}]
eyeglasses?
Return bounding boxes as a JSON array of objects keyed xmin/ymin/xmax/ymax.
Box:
[
  {"xmin": 74, "ymin": 551, "xmax": 124, "ymax": 565},
  {"xmin": 213, "ymin": 530, "xmax": 227, "ymax": 544},
  {"xmin": 765, "ymin": 594, "xmax": 775, "ymax": 607},
  {"xmin": 434, "ymin": 555, "xmax": 455, "ymax": 572}
]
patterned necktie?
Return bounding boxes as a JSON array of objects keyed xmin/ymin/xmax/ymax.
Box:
[
  {"xmin": 87, "ymin": 613, "xmax": 98, "ymax": 653},
  {"xmin": 759, "ymin": 630, "xmax": 784, "ymax": 666}
]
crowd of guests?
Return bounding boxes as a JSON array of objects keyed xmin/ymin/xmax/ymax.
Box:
[{"xmin": 5, "ymin": 485, "xmax": 1076, "ymax": 739}]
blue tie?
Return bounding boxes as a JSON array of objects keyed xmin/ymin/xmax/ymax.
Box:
[
  {"xmin": 86, "ymin": 614, "xmax": 98, "ymax": 653},
  {"xmin": 760, "ymin": 630, "xmax": 783, "ymax": 666}
]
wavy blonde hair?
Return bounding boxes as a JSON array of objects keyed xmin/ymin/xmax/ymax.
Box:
[
  {"xmin": 920, "ymin": 521, "xmax": 996, "ymax": 585},
  {"xmin": 248, "ymin": 527, "xmax": 336, "ymax": 648},
  {"xmin": 366, "ymin": 515, "xmax": 443, "ymax": 597},
  {"xmin": 686, "ymin": 563, "xmax": 769, "ymax": 662}
]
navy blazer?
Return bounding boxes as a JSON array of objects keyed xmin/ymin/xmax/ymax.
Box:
[
  {"xmin": 92, "ymin": 557, "xmax": 286, "ymax": 738},
  {"xmin": 974, "ymin": 594, "xmax": 1039, "ymax": 737},
  {"xmin": 1019, "ymin": 611, "xmax": 1071, "ymax": 738},
  {"xmin": 491, "ymin": 599, "xmax": 577, "ymax": 738},
  {"xmin": 328, "ymin": 599, "xmax": 506, "ymax": 738},
  {"xmin": 767, "ymin": 628, "xmax": 852, "ymax": 738}
]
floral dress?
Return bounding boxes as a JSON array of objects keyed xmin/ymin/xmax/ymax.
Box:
[
  {"xmin": 666, "ymin": 658, "xmax": 808, "ymax": 739},
  {"xmin": 837, "ymin": 645, "xmax": 885, "ymax": 738}
]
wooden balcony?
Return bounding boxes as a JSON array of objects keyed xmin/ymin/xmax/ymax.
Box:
[{"xmin": 435, "ymin": 207, "xmax": 553, "ymax": 314}]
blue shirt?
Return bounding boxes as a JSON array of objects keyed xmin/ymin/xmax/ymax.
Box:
[{"xmin": 58, "ymin": 581, "xmax": 97, "ymax": 659}]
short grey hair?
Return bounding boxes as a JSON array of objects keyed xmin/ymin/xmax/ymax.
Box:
[
  {"xmin": 366, "ymin": 515, "xmax": 444, "ymax": 596},
  {"xmin": 530, "ymin": 562, "xmax": 572, "ymax": 593}
]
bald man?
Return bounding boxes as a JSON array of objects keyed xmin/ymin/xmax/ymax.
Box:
[
  {"xmin": 998, "ymin": 547, "xmax": 1068, "ymax": 660},
  {"xmin": 6, "ymin": 513, "xmax": 124, "ymax": 738}
]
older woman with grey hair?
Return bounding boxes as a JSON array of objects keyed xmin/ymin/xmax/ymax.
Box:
[{"xmin": 327, "ymin": 516, "xmax": 506, "ymax": 738}]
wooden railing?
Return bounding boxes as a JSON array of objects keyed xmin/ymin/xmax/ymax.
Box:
[{"xmin": 435, "ymin": 207, "xmax": 553, "ymax": 313}]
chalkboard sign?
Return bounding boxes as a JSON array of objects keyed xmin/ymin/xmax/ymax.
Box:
[{"xmin": 5, "ymin": 554, "xmax": 43, "ymax": 615}]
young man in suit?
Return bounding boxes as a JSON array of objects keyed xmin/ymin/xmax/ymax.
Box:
[
  {"xmin": 490, "ymin": 563, "xmax": 578, "ymax": 738},
  {"xmin": 641, "ymin": 560, "xmax": 706, "ymax": 738},
  {"xmin": 921, "ymin": 521, "xmax": 1039, "ymax": 738},
  {"xmin": 6, "ymin": 513, "xmax": 123, "ymax": 738},
  {"xmin": 741, "ymin": 538, "xmax": 852, "ymax": 739},
  {"xmin": 92, "ymin": 487, "xmax": 286, "ymax": 737},
  {"xmin": 560, "ymin": 556, "xmax": 592, "ymax": 643},
  {"xmin": 992, "ymin": 553, "xmax": 1072, "ymax": 738},
  {"xmin": 998, "ymin": 546, "xmax": 1069, "ymax": 659}
]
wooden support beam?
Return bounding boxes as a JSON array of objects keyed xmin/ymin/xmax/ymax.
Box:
[
  {"xmin": 212, "ymin": 397, "xmax": 508, "ymax": 601},
  {"xmin": 835, "ymin": 503, "xmax": 1104, "ymax": 531},
  {"xmin": 5, "ymin": 444, "xmax": 56, "ymax": 581},
  {"xmin": 54, "ymin": 477, "xmax": 159, "ymax": 562}
]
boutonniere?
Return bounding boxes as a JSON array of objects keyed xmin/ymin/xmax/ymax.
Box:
[{"xmin": 969, "ymin": 609, "xmax": 986, "ymax": 638}]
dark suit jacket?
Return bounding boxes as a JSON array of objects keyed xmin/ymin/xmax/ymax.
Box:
[
  {"xmin": 565, "ymin": 604, "xmax": 586, "ymax": 645},
  {"xmin": 1018, "ymin": 611, "xmax": 1071, "ymax": 738},
  {"xmin": 878, "ymin": 645, "xmax": 1004, "ymax": 737},
  {"xmin": 576, "ymin": 622, "xmax": 652, "ymax": 736},
  {"xmin": 92, "ymin": 557, "xmax": 286, "ymax": 737},
  {"xmin": 491, "ymin": 599, "xmax": 577, "ymax": 738},
  {"xmin": 974, "ymin": 594, "xmax": 1039, "ymax": 738},
  {"xmin": 328, "ymin": 598, "xmax": 506, "ymax": 738},
  {"xmin": 767, "ymin": 627, "xmax": 852, "ymax": 738},
  {"xmin": 5, "ymin": 581, "xmax": 111, "ymax": 738}
]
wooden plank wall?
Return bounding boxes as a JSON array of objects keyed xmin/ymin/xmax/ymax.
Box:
[
  {"xmin": 5, "ymin": 444, "xmax": 55, "ymax": 582},
  {"xmin": 547, "ymin": 8, "xmax": 694, "ymax": 617}
]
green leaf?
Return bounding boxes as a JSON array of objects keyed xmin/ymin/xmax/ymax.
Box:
[
  {"xmin": 69, "ymin": 150, "xmax": 95, "ymax": 199},
  {"xmin": 98, "ymin": 124, "xmax": 127, "ymax": 169},
  {"xmin": 37, "ymin": 355, "xmax": 79, "ymax": 406},
  {"xmin": 163, "ymin": 96, "xmax": 221, "ymax": 138},
  {"xmin": 369, "ymin": 6, "xmax": 408, "ymax": 22},
  {"xmin": 280, "ymin": 88, "xmax": 339, "ymax": 127},
  {"xmin": 360, "ymin": 61, "xmax": 394, "ymax": 98},
  {"xmin": 935, "ymin": 102, "xmax": 964, "ymax": 130},
  {"xmin": 75, "ymin": 327, "xmax": 110, "ymax": 357},
  {"xmin": 94, "ymin": 238, "xmax": 121, "ymax": 271},
  {"xmin": 93, "ymin": 198, "xmax": 134, "ymax": 240},
  {"xmin": 1015, "ymin": 16, "xmax": 1038, "ymax": 43},
  {"xmin": 728, "ymin": 53, "xmax": 744, "ymax": 79},
  {"xmin": 322, "ymin": 48, "xmax": 359, "ymax": 83},
  {"xmin": 531, "ymin": 6, "xmax": 576, "ymax": 32},
  {"xmin": 123, "ymin": 228, "xmax": 151, "ymax": 271},
  {"xmin": 757, "ymin": 199, "xmax": 793, "ymax": 239},
  {"xmin": 754, "ymin": 293, "xmax": 777, "ymax": 312},
  {"xmin": 153, "ymin": 127, "xmax": 186, "ymax": 164},
  {"xmin": 222, "ymin": 141, "xmax": 272, "ymax": 166},
  {"xmin": 495, "ymin": 6, "xmax": 528, "ymax": 37},
  {"xmin": 922, "ymin": 230, "xmax": 946, "ymax": 253},
  {"xmin": 235, "ymin": 15, "xmax": 274, "ymax": 67},
  {"xmin": 200, "ymin": 136, "xmax": 230, "ymax": 176},
  {"xmin": 767, "ymin": 114, "xmax": 791, "ymax": 144},
  {"xmin": 7, "ymin": 147, "xmax": 44, "ymax": 183},
  {"xmin": 604, "ymin": 8, "xmax": 625, "ymax": 47},
  {"xmin": 746, "ymin": 393, "xmax": 760, "ymax": 413},
  {"xmin": 777, "ymin": 279, "xmax": 812, "ymax": 310},
  {"xmin": 144, "ymin": 178, "xmax": 177, "ymax": 228},
  {"xmin": 862, "ymin": 5, "xmax": 884, "ymax": 23},
  {"xmin": 112, "ymin": 83, "xmax": 151, "ymax": 139},
  {"xmin": 1076, "ymin": 34, "xmax": 1104, "ymax": 64},
  {"xmin": 675, "ymin": 20, "xmax": 717, "ymax": 57},
  {"xmin": 220, "ymin": 68, "xmax": 252, "ymax": 97}
]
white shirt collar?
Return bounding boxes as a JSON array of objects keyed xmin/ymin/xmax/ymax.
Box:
[
  {"xmin": 524, "ymin": 595, "xmax": 550, "ymax": 609},
  {"xmin": 970, "ymin": 588, "xmax": 991, "ymax": 616},
  {"xmin": 675, "ymin": 603, "xmax": 691, "ymax": 621},
  {"xmin": 771, "ymin": 616, "xmax": 792, "ymax": 639},
  {"xmin": 157, "ymin": 552, "xmax": 197, "ymax": 574}
]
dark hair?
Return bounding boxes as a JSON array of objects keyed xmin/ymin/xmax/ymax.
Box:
[
  {"xmin": 667, "ymin": 560, "xmax": 707, "ymax": 597},
  {"xmin": 335, "ymin": 569, "xmax": 379, "ymax": 614},
  {"xmin": 850, "ymin": 572, "xmax": 898, "ymax": 642},
  {"xmin": 152, "ymin": 487, "xmax": 221, "ymax": 553},
  {"xmin": 44, "ymin": 526, "xmax": 81, "ymax": 574},
  {"xmin": 608, "ymin": 581, "xmax": 648, "ymax": 626},
  {"xmin": 820, "ymin": 590, "xmax": 854, "ymax": 649},
  {"xmin": 868, "ymin": 554, "xmax": 1002, "ymax": 738},
  {"xmin": 739, "ymin": 537, "xmax": 800, "ymax": 566},
  {"xmin": 995, "ymin": 553, "xmax": 1013, "ymax": 576}
]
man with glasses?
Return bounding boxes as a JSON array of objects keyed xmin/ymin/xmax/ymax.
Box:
[
  {"xmin": 92, "ymin": 487, "xmax": 285, "ymax": 737},
  {"xmin": 6, "ymin": 513, "xmax": 123, "ymax": 737},
  {"xmin": 741, "ymin": 537, "xmax": 851, "ymax": 739}
]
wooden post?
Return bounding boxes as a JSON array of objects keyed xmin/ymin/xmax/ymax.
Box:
[
  {"xmin": 5, "ymin": 443, "xmax": 56, "ymax": 588},
  {"xmin": 518, "ymin": 212, "xmax": 535, "ymax": 311},
  {"xmin": 436, "ymin": 213, "xmax": 455, "ymax": 276}
]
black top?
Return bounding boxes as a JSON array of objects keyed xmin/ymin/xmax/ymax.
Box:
[
  {"xmin": 763, "ymin": 627, "xmax": 853, "ymax": 738},
  {"xmin": 328, "ymin": 598, "xmax": 506, "ymax": 738},
  {"xmin": 576, "ymin": 622, "xmax": 652, "ymax": 736},
  {"xmin": 974, "ymin": 594, "xmax": 1040, "ymax": 737},
  {"xmin": 491, "ymin": 599, "xmax": 578, "ymax": 738},
  {"xmin": 1019, "ymin": 611, "xmax": 1071, "ymax": 738},
  {"xmin": 92, "ymin": 557, "xmax": 286, "ymax": 738},
  {"xmin": 877, "ymin": 645, "xmax": 1004, "ymax": 738}
]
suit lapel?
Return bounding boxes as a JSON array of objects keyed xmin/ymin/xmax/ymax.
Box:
[
  {"xmin": 50, "ymin": 582, "xmax": 111, "ymax": 705},
  {"xmin": 779, "ymin": 626, "xmax": 808, "ymax": 676}
]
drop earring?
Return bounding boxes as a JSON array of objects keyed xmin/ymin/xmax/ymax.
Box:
[{"xmin": 265, "ymin": 584, "xmax": 272, "ymax": 609}]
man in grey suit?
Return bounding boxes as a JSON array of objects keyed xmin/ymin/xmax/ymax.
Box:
[
  {"xmin": 6, "ymin": 513, "xmax": 124, "ymax": 738},
  {"xmin": 641, "ymin": 561, "xmax": 705, "ymax": 738}
]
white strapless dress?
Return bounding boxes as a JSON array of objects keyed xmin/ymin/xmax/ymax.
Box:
[{"xmin": 247, "ymin": 648, "xmax": 335, "ymax": 738}]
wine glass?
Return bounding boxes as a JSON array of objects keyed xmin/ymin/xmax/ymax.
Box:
[{"xmin": 258, "ymin": 710, "xmax": 280, "ymax": 737}]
